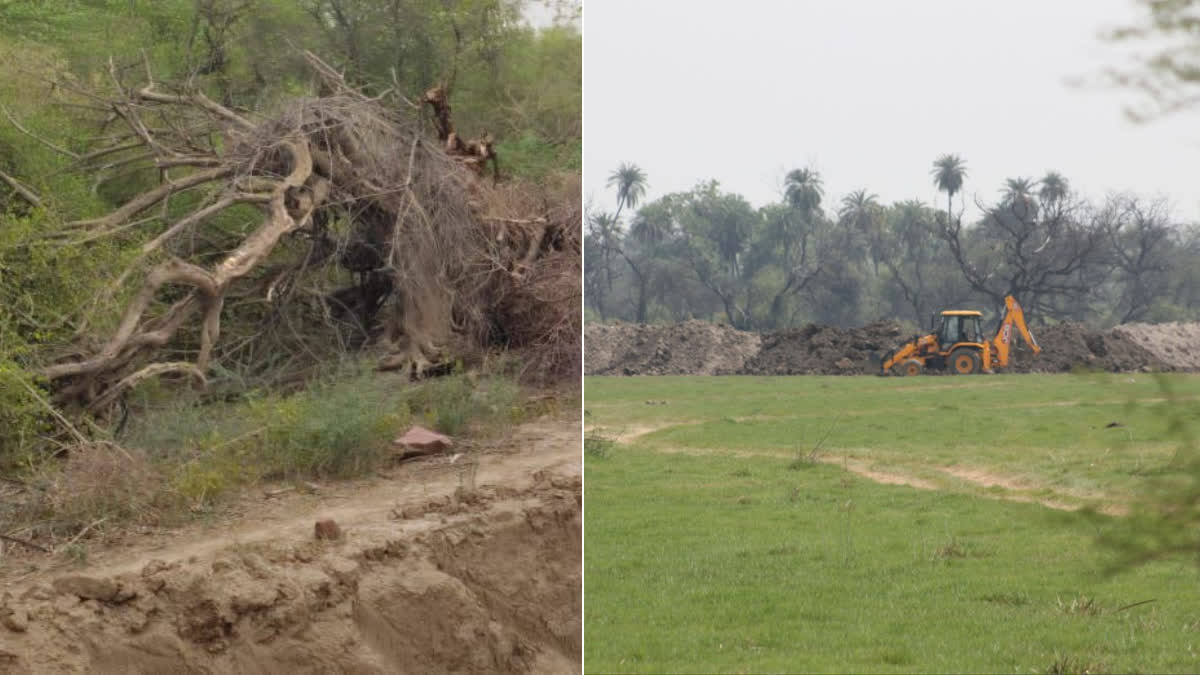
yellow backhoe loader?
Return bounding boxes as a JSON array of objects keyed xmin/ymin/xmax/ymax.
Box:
[{"xmin": 880, "ymin": 295, "xmax": 1040, "ymax": 375}]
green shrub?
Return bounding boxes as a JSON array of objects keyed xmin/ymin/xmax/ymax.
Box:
[
  {"xmin": 119, "ymin": 366, "xmax": 524, "ymax": 506},
  {"xmin": 247, "ymin": 373, "xmax": 406, "ymax": 479}
]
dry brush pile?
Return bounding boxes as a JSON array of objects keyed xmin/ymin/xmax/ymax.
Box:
[{"xmin": 32, "ymin": 52, "xmax": 578, "ymax": 417}]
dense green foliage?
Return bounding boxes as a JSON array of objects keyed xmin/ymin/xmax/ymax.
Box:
[
  {"xmin": 0, "ymin": 0, "xmax": 578, "ymax": 467},
  {"xmin": 585, "ymin": 374, "xmax": 1200, "ymax": 673},
  {"xmin": 586, "ymin": 162, "xmax": 1200, "ymax": 330}
]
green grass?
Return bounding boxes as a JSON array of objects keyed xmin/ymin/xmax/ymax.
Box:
[
  {"xmin": 586, "ymin": 374, "xmax": 1200, "ymax": 506},
  {"xmin": 123, "ymin": 366, "xmax": 527, "ymax": 503},
  {"xmin": 584, "ymin": 373, "xmax": 1200, "ymax": 673}
]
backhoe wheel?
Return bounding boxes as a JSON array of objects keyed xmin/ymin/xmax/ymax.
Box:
[
  {"xmin": 950, "ymin": 350, "xmax": 982, "ymax": 375},
  {"xmin": 896, "ymin": 359, "xmax": 923, "ymax": 377}
]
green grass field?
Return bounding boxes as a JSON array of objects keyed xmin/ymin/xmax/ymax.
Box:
[{"xmin": 584, "ymin": 374, "xmax": 1200, "ymax": 674}]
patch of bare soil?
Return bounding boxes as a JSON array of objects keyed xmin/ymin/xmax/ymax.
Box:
[
  {"xmin": 584, "ymin": 320, "xmax": 760, "ymax": 376},
  {"xmin": 828, "ymin": 457, "xmax": 1126, "ymax": 515},
  {"xmin": 0, "ymin": 422, "xmax": 580, "ymax": 674},
  {"xmin": 938, "ymin": 465, "xmax": 1030, "ymax": 492},
  {"xmin": 828, "ymin": 458, "xmax": 940, "ymax": 490},
  {"xmin": 743, "ymin": 320, "xmax": 904, "ymax": 375}
]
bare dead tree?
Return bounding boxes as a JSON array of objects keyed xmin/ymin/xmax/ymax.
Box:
[
  {"xmin": 25, "ymin": 50, "xmax": 575, "ymax": 413},
  {"xmin": 1105, "ymin": 195, "xmax": 1175, "ymax": 324},
  {"xmin": 940, "ymin": 193, "xmax": 1108, "ymax": 321}
]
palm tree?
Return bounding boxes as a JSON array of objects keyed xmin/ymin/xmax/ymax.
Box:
[
  {"xmin": 588, "ymin": 211, "xmax": 621, "ymax": 290},
  {"xmin": 931, "ymin": 154, "xmax": 967, "ymax": 228},
  {"xmin": 1002, "ymin": 177, "xmax": 1036, "ymax": 202},
  {"xmin": 1000, "ymin": 177, "xmax": 1038, "ymax": 221},
  {"xmin": 1038, "ymin": 171, "xmax": 1069, "ymax": 206},
  {"xmin": 838, "ymin": 189, "xmax": 882, "ymax": 273},
  {"xmin": 837, "ymin": 189, "xmax": 880, "ymax": 224},
  {"xmin": 784, "ymin": 167, "xmax": 824, "ymax": 216},
  {"xmin": 607, "ymin": 162, "xmax": 648, "ymax": 226}
]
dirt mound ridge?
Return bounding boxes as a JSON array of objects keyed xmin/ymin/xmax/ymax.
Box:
[
  {"xmin": 585, "ymin": 319, "xmax": 1200, "ymax": 376},
  {"xmin": 584, "ymin": 320, "xmax": 760, "ymax": 375},
  {"xmin": 0, "ymin": 474, "xmax": 580, "ymax": 674},
  {"xmin": 1111, "ymin": 322, "xmax": 1200, "ymax": 371},
  {"xmin": 744, "ymin": 320, "xmax": 905, "ymax": 375},
  {"xmin": 1007, "ymin": 322, "xmax": 1172, "ymax": 373}
]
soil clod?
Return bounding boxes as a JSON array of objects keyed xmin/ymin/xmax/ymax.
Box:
[{"xmin": 314, "ymin": 519, "xmax": 342, "ymax": 541}]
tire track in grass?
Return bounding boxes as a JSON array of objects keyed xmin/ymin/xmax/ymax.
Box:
[
  {"xmin": 823, "ymin": 455, "xmax": 1127, "ymax": 515},
  {"xmin": 590, "ymin": 419, "xmax": 1126, "ymax": 515}
]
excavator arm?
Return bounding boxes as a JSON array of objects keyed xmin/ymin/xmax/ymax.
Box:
[
  {"xmin": 881, "ymin": 334, "xmax": 938, "ymax": 373},
  {"xmin": 881, "ymin": 341, "xmax": 918, "ymax": 372},
  {"xmin": 988, "ymin": 295, "xmax": 1040, "ymax": 369}
]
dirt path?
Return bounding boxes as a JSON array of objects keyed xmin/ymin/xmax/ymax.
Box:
[
  {"xmin": 597, "ymin": 420, "xmax": 1124, "ymax": 515},
  {"xmin": 0, "ymin": 420, "xmax": 581, "ymax": 674}
]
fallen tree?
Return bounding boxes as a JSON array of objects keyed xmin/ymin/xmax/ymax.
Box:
[{"xmin": 27, "ymin": 51, "xmax": 578, "ymax": 414}]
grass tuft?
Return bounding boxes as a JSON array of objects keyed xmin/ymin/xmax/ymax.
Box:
[
  {"xmin": 585, "ymin": 430, "xmax": 615, "ymax": 459},
  {"xmin": 1046, "ymin": 653, "xmax": 1105, "ymax": 675},
  {"xmin": 935, "ymin": 536, "xmax": 968, "ymax": 559},
  {"xmin": 1057, "ymin": 594, "xmax": 1103, "ymax": 617},
  {"xmin": 979, "ymin": 590, "xmax": 1032, "ymax": 606}
]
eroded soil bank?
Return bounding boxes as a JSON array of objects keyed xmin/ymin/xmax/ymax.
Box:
[{"xmin": 0, "ymin": 423, "xmax": 581, "ymax": 674}]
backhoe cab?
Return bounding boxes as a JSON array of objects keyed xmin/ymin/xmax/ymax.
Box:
[{"xmin": 880, "ymin": 295, "xmax": 1040, "ymax": 376}]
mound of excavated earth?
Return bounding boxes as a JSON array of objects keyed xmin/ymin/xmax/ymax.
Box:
[
  {"xmin": 584, "ymin": 320, "xmax": 760, "ymax": 375},
  {"xmin": 1006, "ymin": 322, "xmax": 1171, "ymax": 373},
  {"xmin": 585, "ymin": 319, "xmax": 1200, "ymax": 376},
  {"xmin": 1111, "ymin": 322, "xmax": 1200, "ymax": 371},
  {"xmin": 0, "ymin": 424, "xmax": 580, "ymax": 674},
  {"xmin": 742, "ymin": 321, "xmax": 904, "ymax": 375}
]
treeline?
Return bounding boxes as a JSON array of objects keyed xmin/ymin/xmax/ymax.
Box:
[
  {"xmin": 586, "ymin": 159, "xmax": 1200, "ymax": 330},
  {"xmin": 0, "ymin": 0, "xmax": 580, "ymax": 180}
]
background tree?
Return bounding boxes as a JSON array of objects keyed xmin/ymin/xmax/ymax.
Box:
[
  {"xmin": 1039, "ymin": 171, "xmax": 1069, "ymax": 206},
  {"xmin": 1105, "ymin": 195, "xmax": 1175, "ymax": 323},
  {"xmin": 784, "ymin": 167, "xmax": 824, "ymax": 216},
  {"xmin": 588, "ymin": 211, "xmax": 622, "ymax": 293},
  {"xmin": 931, "ymin": 154, "xmax": 967, "ymax": 227},
  {"xmin": 942, "ymin": 185, "xmax": 1108, "ymax": 320},
  {"xmin": 607, "ymin": 162, "xmax": 647, "ymax": 227},
  {"xmin": 839, "ymin": 189, "xmax": 883, "ymax": 274}
]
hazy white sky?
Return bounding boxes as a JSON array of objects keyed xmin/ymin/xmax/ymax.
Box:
[{"xmin": 584, "ymin": 0, "xmax": 1200, "ymax": 223}]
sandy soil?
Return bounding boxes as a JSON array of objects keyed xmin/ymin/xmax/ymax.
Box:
[
  {"xmin": 1113, "ymin": 322, "xmax": 1200, "ymax": 370},
  {"xmin": 584, "ymin": 320, "xmax": 760, "ymax": 375},
  {"xmin": 0, "ymin": 420, "xmax": 581, "ymax": 674}
]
